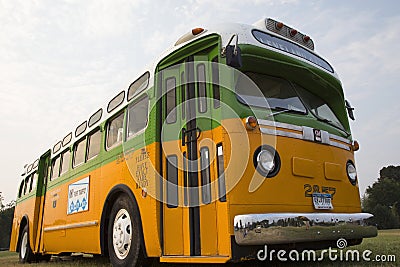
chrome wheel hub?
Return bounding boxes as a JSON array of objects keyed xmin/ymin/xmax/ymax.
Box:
[
  {"xmin": 112, "ymin": 208, "xmax": 132, "ymax": 260},
  {"xmin": 21, "ymin": 231, "xmax": 28, "ymax": 259}
]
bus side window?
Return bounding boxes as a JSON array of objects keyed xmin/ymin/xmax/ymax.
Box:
[
  {"xmin": 197, "ymin": 63, "xmax": 207, "ymax": 113},
  {"xmin": 87, "ymin": 129, "xmax": 101, "ymax": 160},
  {"xmin": 127, "ymin": 96, "xmax": 149, "ymax": 138},
  {"xmin": 166, "ymin": 155, "xmax": 178, "ymax": 208},
  {"xmin": 31, "ymin": 172, "xmax": 38, "ymax": 192},
  {"xmin": 51, "ymin": 156, "xmax": 61, "ymax": 181},
  {"xmin": 73, "ymin": 138, "xmax": 87, "ymax": 167},
  {"xmin": 60, "ymin": 149, "xmax": 71, "ymax": 175},
  {"xmin": 165, "ymin": 77, "xmax": 176, "ymax": 124},
  {"xmin": 107, "ymin": 112, "xmax": 124, "ymax": 149},
  {"xmin": 212, "ymin": 57, "xmax": 220, "ymax": 108},
  {"xmin": 28, "ymin": 174, "xmax": 33, "ymax": 193},
  {"xmin": 200, "ymin": 147, "xmax": 211, "ymax": 204},
  {"xmin": 23, "ymin": 176, "xmax": 30, "ymax": 195},
  {"xmin": 18, "ymin": 180, "xmax": 24, "ymax": 198}
]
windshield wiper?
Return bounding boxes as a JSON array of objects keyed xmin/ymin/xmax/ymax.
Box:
[
  {"xmin": 266, "ymin": 107, "xmax": 306, "ymax": 118},
  {"xmin": 314, "ymin": 115, "xmax": 351, "ymax": 137}
]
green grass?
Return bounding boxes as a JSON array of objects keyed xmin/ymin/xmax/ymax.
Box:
[{"xmin": 1, "ymin": 230, "xmax": 398, "ymax": 266}]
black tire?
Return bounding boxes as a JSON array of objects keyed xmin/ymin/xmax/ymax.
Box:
[
  {"xmin": 108, "ymin": 195, "xmax": 145, "ymax": 267},
  {"xmin": 19, "ymin": 225, "xmax": 35, "ymax": 263},
  {"xmin": 37, "ymin": 254, "xmax": 51, "ymax": 262}
]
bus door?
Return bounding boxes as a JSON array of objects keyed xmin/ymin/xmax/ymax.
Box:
[
  {"xmin": 33, "ymin": 150, "xmax": 51, "ymax": 253},
  {"xmin": 161, "ymin": 54, "xmax": 218, "ymax": 257}
]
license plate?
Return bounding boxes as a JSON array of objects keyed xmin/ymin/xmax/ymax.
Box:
[{"xmin": 312, "ymin": 193, "xmax": 333, "ymax": 210}]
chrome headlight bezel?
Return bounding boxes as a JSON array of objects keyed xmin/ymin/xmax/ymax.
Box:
[
  {"xmin": 253, "ymin": 145, "xmax": 280, "ymax": 178},
  {"xmin": 346, "ymin": 161, "xmax": 358, "ymax": 186}
]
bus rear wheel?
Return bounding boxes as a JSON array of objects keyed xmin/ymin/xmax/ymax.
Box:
[
  {"xmin": 108, "ymin": 195, "xmax": 143, "ymax": 267},
  {"xmin": 19, "ymin": 225, "xmax": 35, "ymax": 263}
]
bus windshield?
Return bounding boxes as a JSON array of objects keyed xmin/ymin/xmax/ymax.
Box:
[
  {"xmin": 236, "ymin": 72, "xmax": 345, "ymax": 130},
  {"xmin": 236, "ymin": 72, "xmax": 307, "ymax": 114}
]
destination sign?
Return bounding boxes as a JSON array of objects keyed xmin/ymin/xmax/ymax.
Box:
[{"xmin": 252, "ymin": 30, "xmax": 334, "ymax": 73}]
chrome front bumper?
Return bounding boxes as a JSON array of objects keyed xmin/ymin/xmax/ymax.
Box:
[{"xmin": 234, "ymin": 213, "xmax": 377, "ymax": 246}]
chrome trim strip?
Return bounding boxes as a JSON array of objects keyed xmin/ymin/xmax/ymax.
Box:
[
  {"xmin": 234, "ymin": 213, "xmax": 377, "ymax": 246},
  {"xmin": 44, "ymin": 220, "xmax": 98, "ymax": 232},
  {"xmin": 260, "ymin": 128, "xmax": 303, "ymax": 140},
  {"xmin": 330, "ymin": 134, "xmax": 351, "ymax": 144},
  {"xmin": 258, "ymin": 119, "xmax": 303, "ymax": 132},
  {"xmin": 258, "ymin": 120, "xmax": 350, "ymax": 151},
  {"xmin": 330, "ymin": 141, "xmax": 350, "ymax": 150}
]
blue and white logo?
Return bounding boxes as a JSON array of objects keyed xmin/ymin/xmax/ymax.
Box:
[{"xmin": 67, "ymin": 177, "xmax": 90, "ymax": 215}]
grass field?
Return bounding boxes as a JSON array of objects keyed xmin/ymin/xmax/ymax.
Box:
[{"xmin": 0, "ymin": 230, "xmax": 398, "ymax": 267}]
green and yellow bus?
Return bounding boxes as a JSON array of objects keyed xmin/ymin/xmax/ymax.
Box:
[{"xmin": 10, "ymin": 18, "xmax": 377, "ymax": 266}]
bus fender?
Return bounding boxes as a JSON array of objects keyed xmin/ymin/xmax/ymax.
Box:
[
  {"xmin": 99, "ymin": 184, "xmax": 147, "ymax": 258},
  {"xmin": 16, "ymin": 214, "xmax": 29, "ymax": 253}
]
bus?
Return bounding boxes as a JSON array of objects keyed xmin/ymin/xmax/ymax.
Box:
[{"xmin": 10, "ymin": 18, "xmax": 377, "ymax": 266}]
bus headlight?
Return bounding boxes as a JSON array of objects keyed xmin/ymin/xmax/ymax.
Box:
[
  {"xmin": 346, "ymin": 161, "xmax": 357, "ymax": 185},
  {"xmin": 253, "ymin": 145, "xmax": 280, "ymax": 177}
]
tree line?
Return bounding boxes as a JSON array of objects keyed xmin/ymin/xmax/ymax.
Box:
[
  {"xmin": 362, "ymin": 165, "xmax": 400, "ymax": 229},
  {"xmin": 0, "ymin": 192, "xmax": 15, "ymax": 250}
]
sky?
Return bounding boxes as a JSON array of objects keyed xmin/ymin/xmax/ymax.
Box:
[{"xmin": 1, "ymin": 0, "xmax": 399, "ymax": 203}]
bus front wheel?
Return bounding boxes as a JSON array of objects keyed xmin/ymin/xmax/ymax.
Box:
[
  {"xmin": 108, "ymin": 195, "xmax": 143, "ymax": 267},
  {"xmin": 19, "ymin": 225, "xmax": 35, "ymax": 263}
]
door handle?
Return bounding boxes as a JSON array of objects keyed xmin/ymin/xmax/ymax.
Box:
[
  {"xmin": 181, "ymin": 127, "xmax": 202, "ymax": 146},
  {"xmin": 181, "ymin": 128, "xmax": 186, "ymax": 146}
]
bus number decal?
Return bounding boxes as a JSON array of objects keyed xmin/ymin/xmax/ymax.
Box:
[
  {"xmin": 67, "ymin": 176, "xmax": 90, "ymax": 215},
  {"xmin": 304, "ymin": 184, "xmax": 336, "ymax": 198}
]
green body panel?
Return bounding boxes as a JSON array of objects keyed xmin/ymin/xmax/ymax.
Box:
[
  {"xmin": 16, "ymin": 33, "xmax": 352, "ymax": 203},
  {"xmin": 157, "ymin": 35, "xmax": 220, "ymax": 70},
  {"xmin": 236, "ymin": 44, "xmax": 350, "ymax": 136}
]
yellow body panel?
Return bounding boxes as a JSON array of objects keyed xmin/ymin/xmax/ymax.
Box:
[
  {"xmin": 221, "ymin": 118, "xmax": 360, "ymax": 237},
  {"xmin": 10, "ymin": 196, "xmax": 38, "ymax": 252},
  {"xmin": 11, "ymin": 115, "xmax": 360, "ymax": 263}
]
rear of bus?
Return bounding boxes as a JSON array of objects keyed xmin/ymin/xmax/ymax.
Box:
[{"xmin": 220, "ymin": 18, "xmax": 377, "ymax": 259}]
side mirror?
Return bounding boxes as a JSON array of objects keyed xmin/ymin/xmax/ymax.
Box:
[
  {"xmin": 345, "ymin": 100, "xmax": 355, "ymax": 120},
  {"xmin": 225, "ymin": 45, "xmax": 242, "ymax": 68}
]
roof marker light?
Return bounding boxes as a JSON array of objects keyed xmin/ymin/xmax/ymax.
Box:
[
  {"xmin": 275, "ymin": 22, "xmax": 284, "ymax": 30},
  {"xmin": 290, "ymin": 29, "xmax": 297, "ymax": 37},
  {"xmin": 303, "ymin": 35, "xmax": 311, "ymax": 42},
  {"xmin": 192, "ymin": 28, "xmax": 204, "ymax": 35}
]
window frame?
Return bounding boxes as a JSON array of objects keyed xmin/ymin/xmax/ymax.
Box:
[
  {"xmin": 72, "ymin": 137, "xmax": 87, "ymax": 168},
  {"xmin": 30, "ymin": 172, "xmax": 38, "ymax": 192},
  {"xmin": 166, "ymin": 155, "xmax": 179, "ymax": 208},
  {"xmin": 18, "ymin": 180, "xmax": 24, "ymax": 198},
  {"xmin": 107, "ymin": 91, "xmax": 125, "ymax": 113},
  {"xmin": 126, "ymin": 95, "xmax": 149, "ymax": 141},
  {"xmin": 51, "ymin": 156, "xmax": 61, "ymax": 181},
  {"xmin": 165, "ymin": 77, "xmax": 177, "ymax": 124},
  {"xmin": 60, "ymin": 149, "xmax": 71, "ymax": 176},
  {"xmin": 216, "ymin": 143, "xmax": 226, "ymax": 202},
  {"xmin": 88, "ymin": 108, "xmax": 103, "ymax": 128},
  {"xmin": 86, "ymin": 128, "xmax": 102, "ymax": 161},
  {"xmin": 75, "ymin": 121, "xmax": 87, "ymax": 138},
  {"xmin": 212, "ymin": 57, "xmax": 220, "ymax": 109},
  {"xmin": 127, "ymin": 72, "xmax": 150, "ymax": 101},
  {"xmin": 23, "ymin": 175, "xmax": 30, "ymax": 195},
  {"xmin": 197, "ymin": 63, "xmax": 207, "ymax": 113},
  {"xmin": 106, "ymin": 111, "xmax": 125, "ymax": 150},
  {"xmin": 200, "ymin": 146, "xmax": 211, "ymax": 204}
]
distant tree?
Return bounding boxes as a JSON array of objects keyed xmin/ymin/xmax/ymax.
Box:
[
  {"xmin": 0, "ymin": 200, "xmax": 15, "ymax": 249},
  {"xmin": 0, "ymin": 192, "xmax": 4, "ymax": 211},
  {"xmin": 363, "ymin": 165, "xmax": 400, "ymax": 229},
  {"xmin": 380, "ymin": 165, "xmax": 400, "ymax": 182}
]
